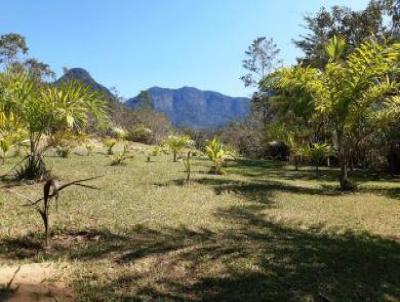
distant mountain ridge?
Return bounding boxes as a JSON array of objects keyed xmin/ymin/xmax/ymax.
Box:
[
  {"xmin": 126, "ymin": 86, "xmax": 250, "ymax": 128},
  {"xmin": 57, "ymin": 68, "xmax": 251, "ymax": 129},
  {"xmin": 56, "ymin": 68, "xmax": 114, "ymax": 98}
]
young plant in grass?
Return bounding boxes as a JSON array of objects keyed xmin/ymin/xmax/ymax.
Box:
[
  {"xmin": 3, "ymin": 176, "xmax": 100, "ymax": 248},
  {"xmin": 111, "ymin": 141, "xmax": 133, "ymax": 166},
  {"xmin": 0, "ymin": 138, "xmax": 11, "ymax": 164},
  {"xmin": 205, "ymin": 137, "xmax": 233, "ymax": 175},
  {"xmin": 103, "ymin": 127, "xmax": 127, "ymax": 155},
  {"xmin": 166, "ymin": 135, "xmax": 193, "ymax": 162},
  {"xmin": 308, "ymin": 143, "xmax": 332, "ymax": 177},
  {"xmin": 103, "ymin": 137, "xmax": 117, "ymax": 155}
]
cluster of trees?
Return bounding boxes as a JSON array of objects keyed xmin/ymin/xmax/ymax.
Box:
[{"xmin": 219, "ymin": 0, "xmax": 400, "ymax": 190}]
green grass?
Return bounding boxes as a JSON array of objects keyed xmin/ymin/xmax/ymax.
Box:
[{"xmin": 0, "ymin": 146, "xmax": 399, "ymax": 301}]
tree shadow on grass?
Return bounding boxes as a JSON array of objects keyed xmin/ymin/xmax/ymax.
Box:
[
  {"xmin": 120, "ymin": 206, "xmax": 399, "ymax": 301},
  {"xmin": 228, "ymin": 159, "xmax": 400, "ymax": 182},
  {"xmin": 153, "ymin": 175, "xmax": 343, "ymax": 198},
  {"xmin": 195, "ymin": 177, "xmax": 343, "ymax": 198},
  {"xmin": 1, "ymin": 168, "xmax": 399, "ymax": 300},
  {"xmin": 226, "ymin": 159, "xmax": 400, "ymax": 200},
  {"xmin": 0, "ymin": 212, "xmax": 399, "ymax": 301}
]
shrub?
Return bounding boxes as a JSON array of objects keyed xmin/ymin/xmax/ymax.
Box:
[
  {"xmin": 111, "ymin": 142, "xmax": 133, "ymax": 166},
  {"xmin": 128, "ymin": 126, "xmax": 153, "ymax": 144},
  {"xmin": 205, "ymin": 137, "xmax": 233, "ymax": 174}
]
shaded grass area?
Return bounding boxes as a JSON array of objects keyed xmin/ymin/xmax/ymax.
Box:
[
  {"xmin": 1, "ymin": 213, "xmax": 398, "ymax": 301},
  {"xmin": 0, "ymin": 150, "xmax": 399, "ymax": 301}
]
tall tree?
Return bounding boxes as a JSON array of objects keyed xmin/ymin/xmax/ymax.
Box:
[
  {"xmin": 0, "ymin": 33, "xmax": 28, "ymax": 66},
  {"xmin": 381, "ymin": 0, "xmax": 400, "ymax": 38},
  {"xmin": 293, "ymin": 2, "xmax": 386, "ymax": 69},
  {"xmin": 241, "ymin": 37, "xmax": 282, "ymax": 126},
  {"xmin": 240, "ymin": 37, "xmax": 281, "ymax": 87},
  {"xmin": 22, "ymin": 58, "xmax": 55, "ymax": 82}
]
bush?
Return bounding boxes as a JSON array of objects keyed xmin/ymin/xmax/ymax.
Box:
[{"xmin": 128, "ymin": 126, "xmax": 153, "ymax": 144}]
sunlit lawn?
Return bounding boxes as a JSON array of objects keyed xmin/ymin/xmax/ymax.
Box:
[{"xmin": 0, "ymin": 144, "xmax": 399, "ymax": 301}]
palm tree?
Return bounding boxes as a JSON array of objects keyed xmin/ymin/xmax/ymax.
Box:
[
  {"xmin": 166, "ymin": 135, "xmax": 193, "ymax": 162},
  {"xmin": 1, "ymin": 70, "xmax": 107, "ymax": 180},
  {"xmin": 264, "ymin": 37, "xmax": 400, "ymax": 190}
]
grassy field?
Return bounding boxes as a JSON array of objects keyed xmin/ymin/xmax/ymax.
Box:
[{"xmin": 0, "ymin": 144, "xmax": 399, "ymax": 301}]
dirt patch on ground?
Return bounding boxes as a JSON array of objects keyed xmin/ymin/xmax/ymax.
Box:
[{"xmin": 0, "ymin": 262, "xmax": 73, "ymax": 302}]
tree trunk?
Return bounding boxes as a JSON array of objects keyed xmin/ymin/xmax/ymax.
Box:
[
  {"xmin": 173, "ymin": 151, "xmax": 177, "ymax": 162},
  {"xmin": 21, "ymin": 133, "xmax": 48, "ymax": 181},
  {"xmin": 337, "ymin": 131, "xmax": 353, "ymax": 190},
  {"xmin": 39, "ymin": 203, "xmax": 50, "ymax": 249},
  {"xmin": 44, "ymin": 210, "xmax": 50, "ymax": 248}
]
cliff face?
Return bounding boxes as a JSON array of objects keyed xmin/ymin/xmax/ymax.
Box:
[{"xmin": 127, "ymin": 86, "xmax": 250, "ymax": 128}]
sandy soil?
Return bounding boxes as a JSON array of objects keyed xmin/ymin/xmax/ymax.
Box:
[{"xmin": 0, "ymin": 262, "xmax": 73, "ymax": 302}]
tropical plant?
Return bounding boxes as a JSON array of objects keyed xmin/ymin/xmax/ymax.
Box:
[
  {"xmin": 152, "ymin": 145, "xmax": 161, "ymax": 156},
  {"xmin": 263, "ymin": 36, "xmax": 400, "ymax": 190},
  {"xmin": 266, "ymin": 123, "xmax": 310, "ymax": 170},
  {"xmin": 0, "ymin": 111, "xmax": 27, "ymax": 163},
  {"xmin": 0, "ymin": 71, "xmax": 107, "ymax": 180},
  {"xmin": 103, "ymin": 137, "xmax": 117, "ymax": 155},
  {"xmin": 111, "ymin": 142, "xmax": 133, "ymax": 166},
  {"xmin": 166, "ymin": 135, "xmax": 193, "ymax": 162},
  {"xmin": 112, "ymin": 126, "xmax": 127, "ymax": 141},
  {"xmin": 0, "ymin": 137, "xmax": 12, "ymax": 164},
  {"xmin": 205, "ymin": 137, "xmax": 232, "ymax": 174},
  {"xmin": 307, "ymin": 143, "xmax": 332, "ymax": 177}
]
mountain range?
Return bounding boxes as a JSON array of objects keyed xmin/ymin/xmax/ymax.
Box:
[{"xmin": 57, "ymin": 68, "xmax": 250, "ymax": 128}]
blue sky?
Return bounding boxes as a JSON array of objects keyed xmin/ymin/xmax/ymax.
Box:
[{"xmin": 3, "ymin": 0, "xmax": 369, "ymax": 98}]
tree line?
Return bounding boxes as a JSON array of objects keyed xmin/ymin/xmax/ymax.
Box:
[{"xmin": 217, "ymin": 0, "xmax": 400, "ymax": 190}]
